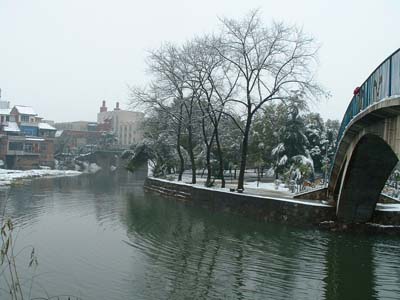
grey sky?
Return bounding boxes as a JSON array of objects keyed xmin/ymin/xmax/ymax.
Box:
[{"xmin": 0, "ymin": 0, "xmax": 398, "ymax": 122}]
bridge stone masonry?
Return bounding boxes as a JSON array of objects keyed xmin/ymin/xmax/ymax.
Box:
[
  {"xmin": 326, "ymin": 48, "xmax": 400, "ymax": 224},
  {"xmin": 329, "ymin": 98, "xmax": 400, "ymax": 223}
]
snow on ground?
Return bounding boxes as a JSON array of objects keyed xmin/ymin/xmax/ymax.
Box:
[
  {"xmin": 0, "ymin": 169, "xmax": 81, "ymax": 186},
  {"xmin": 244, "ymin": 181, "xmax": 290, "ymax": 192},
  {"xmin": 166, "ymin": 174, "xmax": 293, "ymax": 196},
  {"xmin": 85, "ymin": 162, "xmax": 102, "ymax": 174},
  {"xmin": 75, "ymin": 162, "xmax": 102, "ymax": 174},
  {"xmin": 151, "ymin": 177, "xmax": 332, "ymax": 207},
  {"xmin": 376, "ymin": 203, "xmax": 400, "ymax": 212}
]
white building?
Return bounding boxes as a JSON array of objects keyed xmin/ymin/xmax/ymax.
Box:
[{"xmin": 97, "ymin": 101, "xmax": 144, "ymax": 147}]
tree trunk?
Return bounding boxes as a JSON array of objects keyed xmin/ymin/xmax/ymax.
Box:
[
  {"xmin": 187, "ymin": 124, "xmax": 196, "ymax": 184},
  {"xmin": 176, "ymin": 138, "xmax": 184, "ymax": 181},
  {"xmin": 214, "ymin": 127, "xmax": 225, "ymax": 188},
  {"xmin": 205, "ymin": 146, "xmax": 212, "ymax": 186},
  {"xmin": 237, "ymin": 117, "xmax": 252, "ymax": 190},
  {"xmin": 176, "ymin": 115, "xmax": 184, "ymax": 181},
  {"xmin": 199, "ymin": 106, "xmax": 214, "ymax": 187}
]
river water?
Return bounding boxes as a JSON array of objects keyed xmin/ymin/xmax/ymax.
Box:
[{"xmin": 0, "ymin": 170, "xmax": 400, "ymax": 300}]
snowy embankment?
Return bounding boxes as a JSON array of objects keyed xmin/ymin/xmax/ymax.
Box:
[
  {"xmin": 168, "ymin": 174, "xmax": 292, "ymax": 196},
  {"xmin": 244, "ymin": 181, "xmax": 290, "ymax": 192},
  {"xmin": 0, "ymin": 169, "xmax": 81, "ymax": 186}
]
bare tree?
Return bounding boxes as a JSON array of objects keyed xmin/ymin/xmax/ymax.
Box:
[
  {"xmin": 130, "ymin": 43, "xmax": 188, "ymax": 181},
  {"xmin": 131, "ymin": 86, "xmax": 186, "ymax": 180},
  {"xmin": 182, "ymin": 36, "xmax": 239, "ymax": 187},
  {"xmin": 131, "ymin": 43, "xmax": 202, "ymax": 183},
  {"xmin": 215, "ymin": 10, "xmax": 324, "ymax": 190},
  {"xmin": 169, "ymin": 42, "xmax": 206, "ymax": 184}
]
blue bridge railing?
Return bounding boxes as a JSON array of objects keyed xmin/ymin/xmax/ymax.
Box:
[
  {"xmin": 328, "ymin": 48, "xmax": 400, "ymax": 183},
  {"xmin": 336, "ymin": 48, "xmax": 400, "ymax": 143}
]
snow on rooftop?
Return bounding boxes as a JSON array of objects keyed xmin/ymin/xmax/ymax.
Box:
[
  {"xmin": 0, "ymin": 108, "xmax": 11, "ymax": 115},
  {"xmin": 26, "ymin": 137, "xmax": 45, "ymax": 142},
  {"xmin": 39, "ymin": 122, "xmax": 56, "ymax": 131},
  {"xmin": 14, "ymin": 105, "xmax": 36, "ymax": 115},
  {"xmin": 55, "ymin": 130, "xmax": 63, "ymax": 137},
  {"xmin": 3, "ymin": 121, "xmax": 20, "ymax": 132}
]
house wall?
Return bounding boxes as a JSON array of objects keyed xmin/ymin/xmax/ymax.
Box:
[
  {"xmin": 39, "ymin": 139, "xmax": 55, "ymax": 167},
  {"xmin": 14, "ymin": 155, "xmax": 40, "ymax": 170},
  {"xmin": 20, "ymin": 125, "xmax": 39, "ymax": 136},
  {"xmin": 54, "ymin": 121, "xmax": 96, "ymax": 132}
]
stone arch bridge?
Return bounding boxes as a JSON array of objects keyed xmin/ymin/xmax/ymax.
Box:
[{"xmin": 326, "ymin": 48, "xmax": 400, "ymax": 223}]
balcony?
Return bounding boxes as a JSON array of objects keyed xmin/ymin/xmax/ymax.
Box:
[
  {"xmin": 6, "ymin": 136, "xmax": 44, "ymax": 156},
  {"xmin": 6, "ymin": 150, "xmax": 40, "ymax": 156}
]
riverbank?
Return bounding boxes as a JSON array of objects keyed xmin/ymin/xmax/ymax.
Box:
[
  {"xmin": 145, "ymin": 177, "xmax": 400, "ymax": 230},
  {"xmin": 144, "ymin": 177, "xmax": 335, "ymax": 226},
  {"xmin": 0, "ymin": 169, "xmax": 81, "ymax": 186}
]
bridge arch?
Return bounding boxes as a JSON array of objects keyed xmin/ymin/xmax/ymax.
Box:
[
  {"xmin": 336, "ymin": 133, "xmax": 398, "ymax": 223},
  {"xmin": 326, "ymin": 48, "xmax": 400, "ymax": 223}
]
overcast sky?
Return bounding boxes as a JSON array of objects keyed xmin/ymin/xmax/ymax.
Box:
[{"xmin": 0, "ymin": 0, "xmax": 398, "ymax": 122}]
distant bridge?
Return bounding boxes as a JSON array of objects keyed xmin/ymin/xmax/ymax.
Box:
[{"xmin": 328, "ymin": 48, "xmax": 400, "ymax": 223}]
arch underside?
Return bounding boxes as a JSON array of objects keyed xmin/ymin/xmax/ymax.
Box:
[{"xmin": 336, "ymin": 134, "xmax": 398, "ymax": 223}]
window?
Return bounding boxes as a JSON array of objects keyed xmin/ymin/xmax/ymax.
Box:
[
  {"xmin": 9, "ymin": 142, "xmax": 23, "ymax": 151},
  {"xmin": 41, "ymin": 143, "xmax": 47, "ymax": 153},
  {"xmin": 21, "ymin": 115, "xmax": 29, "ymax": 122},
  {"xmin": 24, "ymin": 143, "xmax": 33, "ymax": 153},
  {"xmin": 22, "ymin": 127, "xmax": 37, "ymax": 136}
]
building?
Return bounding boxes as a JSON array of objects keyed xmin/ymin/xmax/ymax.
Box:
[
  {"xmin": 0, "ymin": 96, "xmax": 56, "ymax": 169},
  {"xmin": 55, "ymin": 129, "xmax": 103, "ymax": 155},
  {"xmin": 54, "ymin": 121, "xmax": 100, "ymax": 155},
  {"xmin": 54, "ymin": 121, "xmax": 97, "ymax": 132},
  {"xmin": 97, "ymin": 101, "xmax": 144, "ymax": 147}
]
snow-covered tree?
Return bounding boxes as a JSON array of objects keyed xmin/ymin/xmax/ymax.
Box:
[
  {"xmin": 126, "ymin": 10, "xmax": 335, "ymax": 190},
  {"xmin": 304, "ymin": 113, "xmax": 325, "ymax": 172},
  {"xmin": 215, "ymin": 10, "xmax": 324, "ymax": 190}
]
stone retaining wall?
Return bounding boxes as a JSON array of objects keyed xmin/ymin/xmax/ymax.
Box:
[
  {"xmin": 144, "ymin": 177, "xmax": 336, "ymax": 226},
  {"xmin": 294, "ymin": 187, "xmax": 328, "ymax": 201},
  {"xmin": 372, "ymin": 210, "xmax": 400, "ymax": 224}
]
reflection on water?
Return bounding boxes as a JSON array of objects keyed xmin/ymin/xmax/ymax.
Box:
[{"xmin": 0, "ymin": 170, "xmax": 399, "ymax": 299}]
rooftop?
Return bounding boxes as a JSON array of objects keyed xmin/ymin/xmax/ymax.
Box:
[
  {"xmin": 14, "ymin": 105, "xmax": 36, "ymax": 116},
  {"xmin": 3, "ymin": 122, "xmax": 20, "ymax": 132},
  {"xmin": 0, "ymin": 108, "xmax": 11, "ymax": 115},
  {"xmin": 38, "ymin": 122, "xmax": 56, "ymax": 131}
]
